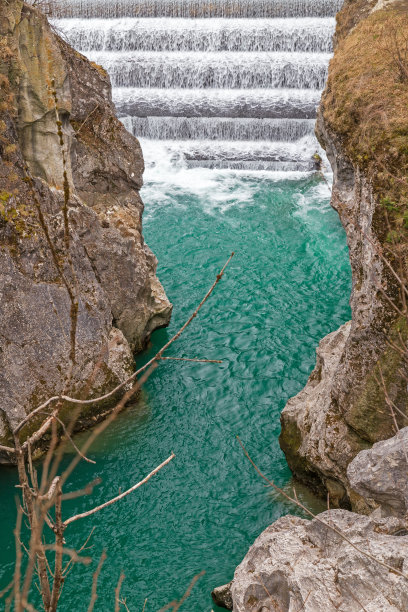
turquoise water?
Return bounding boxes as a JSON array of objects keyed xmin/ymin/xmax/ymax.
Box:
[{"xmin": 0, "ymin": 166, "xmax": 351, "ymax": 610}]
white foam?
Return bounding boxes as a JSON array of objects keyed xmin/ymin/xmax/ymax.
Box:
[
  {"xmin": 86, "ymin": 50, "xmax": 331, "ymax": 89},
  {"xmin": 49, "ymin": 0, "xmax": 344, "ymax": 19},
  {"xmin": 52, "ymin": 0, "xmax": 336, "ymax": 177},
  {"xmin": 139, "ymin": 137, "xmax": 322, "ymax": 214},
  {"xmin": 121, "ymin": 116, "xmax": 316, "ymax": 141},
  {"xmin": 55, "ymin": 17, "xmax": 335, "ymax": 53}
]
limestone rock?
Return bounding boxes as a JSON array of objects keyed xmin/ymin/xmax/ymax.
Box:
[
  {"xmin": 223, "ymin": 510, "xmax": 408, "ymax": 611},
  {"xmin": 280, "ymin": 322, "xmax": 359, "ymax": 507},
  {"xmin": 212, "ymin": 582, "xmax": 233, "ymax": 610},
  {"xmin": 279, "ymin": 0, "xmax": 408, "ymax": 508},
  {"xmin": 0, "ymin": 2, "xmax": 171, "ymax": 457},
  {"xmin": 348, "ymin": 428, "xmax": 408, "ymax": 518}
]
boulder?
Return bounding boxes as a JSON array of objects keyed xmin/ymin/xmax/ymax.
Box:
[
  {"xmin": 221, "ymin": 510, "xmax": 408, "ymax": 611},
  {"xmin": 348, "ymin": 428, "xmax": 408, "ymax": 518}
]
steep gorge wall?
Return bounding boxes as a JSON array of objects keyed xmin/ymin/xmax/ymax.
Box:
[
  {"xmin": 280, "ymin": 0, "xmax": 408, "ymax": 510},
  {"xmin": 0, "ymin": 1, "xmax": 171, "ymax": 458}
]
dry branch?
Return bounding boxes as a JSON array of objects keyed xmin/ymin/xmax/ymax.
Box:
[
  {"xmin": 87, "ymin": 552, "xmax": 107, "ymax": 612},
  {"xmin": 157, "ymin": 571, "xmax": 205, "ymax": 612},
  {"xmin": 114, "ymin": 572, "xmax": 125, "ymax": 612},
  {"xmin": 159, "ymin": 357, "xmax": 223, "ymax": 364},
  {"xmin": 64, "ymin": 453, "xmax": 175, "ymax": 527},
  {"xmin": 7, "ymin": 249, "xmax": 232, "ymax": 610}
]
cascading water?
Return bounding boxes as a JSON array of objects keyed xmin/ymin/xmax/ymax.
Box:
[
  {"xmin": 54, "ymin": 0, "xmax": 342, "ymax": 172},
  {"xmin": 50, "ymin": 0, "xmax": 343, "ymax": 19}
]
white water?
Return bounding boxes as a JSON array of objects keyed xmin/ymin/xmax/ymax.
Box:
[
  {"xmin": 51, "ymin": 0, "xmax": 343, "ymax": 19},
  {"xmin": 113, "ymin": 87, "xmax": 322, "ymax": 119},
  {"xmin": 121, "ymin": 117, "xmax": 316, "ymax": 141},
  {"xmin": 87, "ymin": 50, "xmax": 331, "ymax": 89},
  {"xmin": 55, "ymin": 1, "xmax": 337, "ymax": 173},
  {"xmin": 56, "ymin": 17, "xmax": 335, "ymax": 53}
]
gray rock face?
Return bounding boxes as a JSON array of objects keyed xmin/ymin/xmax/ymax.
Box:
[
  {"xmin": 280, "ymin": 322, "xmax": 359, "ymax": 507},
  {"xmin": 279, "ymin": 0, "xmax": 408, "ymax": 509},
  {"xmin": 212, "ymin": 582, "xmax": 233, "ymax": 610},
  {"xmin": 222, "ymin": 510, "xmax": 408, "ymax": 612},
  {"xmin": 348, "ymin": 428, "xmax": 408, "ymax": 517},
  {"xmin": 0, "ymin": 1, "xmax": 171, "ymax": 457}
]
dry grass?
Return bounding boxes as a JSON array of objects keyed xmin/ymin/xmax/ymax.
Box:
[
  {"xmin": 334, "ymin": 0, "xmax": 377, "ymax": 46},
  {"xmin": 323, "ymin": 8, "xmax": 408, "ymax": 221}
]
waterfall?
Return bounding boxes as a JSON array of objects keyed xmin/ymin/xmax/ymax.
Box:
[
  {"xmin": 51, "ymin": 0, "xmax": 343, "ymax": 19},
  {"xmin": 54, "ymin": 1, "xmax": 339, "ymax": 172}
]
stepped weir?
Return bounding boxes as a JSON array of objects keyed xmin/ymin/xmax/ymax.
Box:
[{"xmin": 53, "ymin": 0, "xmax": 342, "ymax": 172}]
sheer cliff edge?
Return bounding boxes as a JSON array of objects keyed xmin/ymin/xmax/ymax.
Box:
[
  {"xmin": 0, "ymin": 1, "xmax": 172, "ymax": 460},
  {"xmin": 280, "ymin": 0, "xmax": 408, "ymax": 511}
]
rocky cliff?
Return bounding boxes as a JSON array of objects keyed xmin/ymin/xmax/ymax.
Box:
[
  {"xmin": 213, "ymin": 3, "xmax": 408, "ymax": 608},
  {"xmin": 0, "ymin": 1, "xmax": 171, "ymax": 459},
  {"xmin": 213, "ymin": 510, "xmax": 408, "ymax": 611},
  {"xmin": 280, "ymin": 0, "xmax": 408, "ymax": 511}
]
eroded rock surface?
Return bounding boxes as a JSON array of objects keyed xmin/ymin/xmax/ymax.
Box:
[
  {"xmin": 215, "ymin": 510, "xmax": 408, "ymax": 612},
  {"xmin": 279, "ymin": 0, "xmax": 408, "ymax": 509},
  {"xmin": 0, "ymin": 1, "xmax": 171, "ymax": 457},
  {"xmin": 348, "ymin": 428, "xmax": 408, "ymax": 518}
]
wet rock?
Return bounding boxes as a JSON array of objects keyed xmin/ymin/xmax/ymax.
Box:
[
  {"xmin": 279, "ymin": 0, "xmax": 408, "ymax": 508},
  {"xmin": 280, "ymin": 322, "xmax": 356, "ymax": 507},
  {"xmin": 211, "ymin": 582, "xmax": 233, "ymax": 610}
]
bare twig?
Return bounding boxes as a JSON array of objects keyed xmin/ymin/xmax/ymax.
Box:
[
  {"xmin": 62, "ymin": 528, "xmax": 96, "ymax": 578},
  {"xmin": 59, "ymin": 364, "xmax": 158, "ymax": 490},
  {"xmin": 74, "ymin": 104, "xmax": 100, "ymax": 135},
  {"xmin": 41, "ymin": 546, "xmax": 92, "ymax": 565},
  {"xmin": 49, "ymin": 479, "xmax": 63, "ymax": 610},
  {"xmin": 64, "ymin": 453, "xmax": 175, "ymax": 527},
  {"xmin": 159, "ymin": 357, "xmax": 223, "ymax": 364},
  {"xmin": 0, "ymin": 444, "xmax": 16, "ymax": 454},
  {"xmin": 87, "ymin": 552, "xmax": 107, "ymax": 612},
  {"xmin": 61, "ymin": 479, "xmax": 101, "ymax": 502},
  {"xmin": 0, "ymin": 580, "xmax": 14, "ymax": 600},
  {"xmin": 157, "ymin": 571, "xmax": 205, "ymax": 612},
  {"xmin": 114, "ymin": 572, "xmax": 126, "ymax": 612},
  {"xmin": 42, "ymin": 413, "xmax": 96, "ymax": 464},
  {"xmin": 13, "ymin": 252, "xmax": 234, "ymax": 436},
  {"xmin": 296, "ymin": 590, "xmax": 312, "ymax": 612},
  {"xmin": 13, "ymin": 502, "xmax": 23, "ymax": 611}
]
